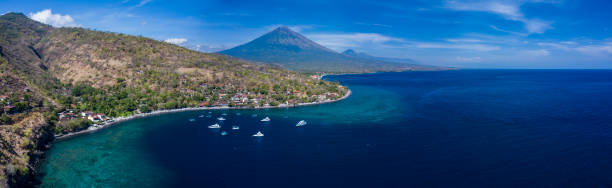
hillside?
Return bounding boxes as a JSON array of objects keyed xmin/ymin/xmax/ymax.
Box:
[
  {"xmin": 0, "ymin": 13, "xmax": 347, "ymax": 186},
  {"xmin": 220, "ymin": 27, "xmax": 441, "ymax": 73}
]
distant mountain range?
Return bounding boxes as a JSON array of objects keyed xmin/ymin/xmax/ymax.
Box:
[
  {"xmin": 220, "ymin": 27, "xmax": 442, "ymax": 73},
  {"xmin": 341, "ymin": 49, "xmax": 416, "ymax": 64}
]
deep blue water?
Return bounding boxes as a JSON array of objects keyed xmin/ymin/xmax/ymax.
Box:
[{"xmin": 39, "ymin": 70, "xmax": 612, "ymax": 187}]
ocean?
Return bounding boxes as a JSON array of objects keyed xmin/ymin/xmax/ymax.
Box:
[{"xmin": 38, "ymin": 70, "xmax": 612, "ymax": 187}]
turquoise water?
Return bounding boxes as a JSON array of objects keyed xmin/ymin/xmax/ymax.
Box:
[{"xmin": 39, "ymin": 70, "xmax": 612, "ymax": 187}]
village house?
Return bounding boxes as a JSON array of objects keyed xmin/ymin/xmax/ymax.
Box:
[
  {"xmin": 326, "ymin": 92, "xmax": 338, "ymax": 99},
  {"xmin": 87, "ymin": 113, "xmax": 107, "ymax": 122},
  {"xmin": 230, "ymin": 93, "xmax": 249, "ymax": 105},
  {"xmin": 293, "ymin": 90, "xmax": 307, "ymax": 98},
  {"xmin": 58, "ymin": 111, "xmax": 79, "ymax": 122},
  {"xmin": 318, "ymin": 94, "xmax": 327, "ymax": 101},
  {"xmin": 4, "ymin": 105, "xmax": 15, "ymax": 113},
  {"xmin": 213, "ymin": 101, "xmax": 228, "ymax": 107}
]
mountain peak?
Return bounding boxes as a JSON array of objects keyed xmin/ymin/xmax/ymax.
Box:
[
  {"xmin": 342, "ymin": 49, "xmax": 358, "ymax": 55},
  {"xmin": 0, "ymin": 12, "xmax": 27, "ymax": 18},
  {"xmin": 272, "ymin": 26, "xmax": 292, "ymax": 32},
  {"xmin": 342, "ymin": 49, "xmax": 372, "ymax": 58},
  {"xmin": 222, "ymin": 26, "xmax": 335, "ymax": 54},
  {"xmin": 265, "ymin": 26, "xmax": 305, "ymax": 40},
  {"xmin": 220, "ymin": 27, "xmax": 431, "ymax": 73},
  {"xmin": 0, "ymin": 12, "xmax": 33, "ymax": 23},
  {"xmin": 0, "ymin": 12, "xmax": 51, "ymax": 28}
]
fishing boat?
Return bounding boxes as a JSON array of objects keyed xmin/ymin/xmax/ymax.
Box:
[
  {"xmin": 217, "ymin": 117, "xmax": 226, "ymax": 121},
  {"xmin": 188, "ymin": 118, "xmax": 196, "ymax": 122},
  {"xmin": 296, "ymin": 120, "xmax": 307, "ymax": 127},
  {"xmin": 252, "ymin": 131, "xmax": 264, "ymax": 137},
  {"xmin": 232, "ymin": 126, "xmax": 240, "ymax": 130},
  {"xmin": 208, "ymin": 123, "xmax": 221, "ymax": 128},
  {"xmin": 199, "ymin": 115, "xmax": 204, "ymax": 118},
  {"xmin": 260, "ymin": 117, "xmax": 271, "ymax": 122}
]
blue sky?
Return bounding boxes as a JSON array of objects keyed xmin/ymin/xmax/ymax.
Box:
[{"xmin": 1, "ymin": 0, "xmax": 611, "ymax": 68}]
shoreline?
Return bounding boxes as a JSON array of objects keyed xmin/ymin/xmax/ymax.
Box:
[{"xmin": 54, "ymin": 89, "xmax": 351, "ymax": 141}]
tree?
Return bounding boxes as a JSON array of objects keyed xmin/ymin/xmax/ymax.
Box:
[
  {"xmin": 0, "ymin": 113, "xmax": 12, "ymax": 124},
  {"xmin": 64, "ymin": 118, "xmax": 93, "ymax": 132}
]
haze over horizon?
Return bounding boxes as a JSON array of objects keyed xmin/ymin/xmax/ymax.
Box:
[{"xmin": 2, "ymin": 0, "xmax": 611, "ymax": 68}]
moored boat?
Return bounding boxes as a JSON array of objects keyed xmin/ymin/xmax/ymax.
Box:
[
  {"xmin": 296, "ymin": 120, "xmax": 307, "ymax": 127},
  {"xmin": 208, "ymin": 123, "xmax": 221, "ymax": 128},
  {"xmin": 252, "ymin": 131, "xmax": 264, "ymax": 137}
]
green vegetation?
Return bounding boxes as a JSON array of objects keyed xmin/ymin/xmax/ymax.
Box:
[
  {"xmin": 0, "ymin": 13, "xmax": 349, "ymax": 186},
  {"xmin": 35, "ymin": 26, "xmax": 347, "ymax": 119},
  {"xmin": 0, "ymin": 113, "xmax": 11, "ymax": 124},
  {"xmin": 56, "ymin": 118, "xmax": 93, "ymax": 133}
]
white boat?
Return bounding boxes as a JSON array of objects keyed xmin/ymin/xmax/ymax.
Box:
[
  {"xmin": 232, "ymin": 126, "xmax": 240, "ymax": 130},
  {"xmin": 220, "ymin": 131, "xmax": 228, "ymax": 136},
  {"xmin": 221, "ymin": 113, "xmax": 227, "ymax": 116},
  {"xmin": 188, "ymin": 118, "xmax": 196, "ymax": 122},
  {"xmin": 198, "ymin": 115, "xmax": 204, "ymax": 118},
  {"xmin": 208, "ymin": 123, "xmax": 221, "ymax": 128},
  {"xmin": 217, "ymin": 117, "xmax": 226, "ymax": 121},
  {"xmin": 296, "ymin": 120, "xmax": 307, "ymax": 127},
  {"xmin": 260, "ymin": 117, "xmax": 271, "ymax": 122},
  {"xmin": 252, "ymin": 131, "xmax": 264, "ymax": 137}
]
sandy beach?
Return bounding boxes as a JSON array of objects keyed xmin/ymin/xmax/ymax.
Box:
[{"xmin": 55, "ymin": 89, "xmax": 351, "ymax": 140}]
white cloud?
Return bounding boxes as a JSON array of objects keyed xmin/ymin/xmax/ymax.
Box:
[
  {"xmin": 445, "ymin": 0, "xmax": 554, "ymax": 34},
  {"xmin": 523, "ymin": 19, "xmax": 553, "ymax": 34},
  {"xmin": 137, "ymin": 0, "xmax": 152, "ymax": 7},
  {"xmin": 415, "ymin": 43, "xmax": 500, "ymax": 51},
  {"xmin": 537, "ymin": 42, "xmax": 571, "ymax": 50},
  {"xmin": 525, "ymin": 49, "xmax": 550, "ymax": 56},
  {"xmin": 126, "ymin": 0, "xmax": 152, "ymax": 9},
  {"xmin": 264, "ymin": 24, "xmax": 316, "ymax": 33},
  {"xmin": 164, "ymin": 38, "xmax": 187, "ymax": 45},
  {"xmin": 490, "ymin": 25, "xmax": 528, "ymax": 36},
  {"xmin": 308, "ymin": 33, "xmax": 404, "ymax": 50},
  {"xmin": 538, "ymin": 41, "xmax": 612, "ymax": 57},
  {"xmin": 446, "ymin": 38, "xmax": 484, "ymax": 43},
  {"xmin": 575, "ymin": 44, "xmax": 612, "ymax": 57},
  {"xmin": 28, "ymin": 9, "xmax": 77, "ymax": 27},
  {"xmin": 456, "ymin": 56, "xmax": 482, "ymax": 62},
  {"xmin": 355, "ymin": 22, "xmax": 392, "ymax": 28},
  {"xmin": 196, "ymin": 44, "xmax": 229, "ymax": 52}
]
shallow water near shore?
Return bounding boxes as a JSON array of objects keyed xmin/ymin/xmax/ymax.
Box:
[{"xmin": 39, "ymin": 70, "xmax": 612, "ymax": 187}]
